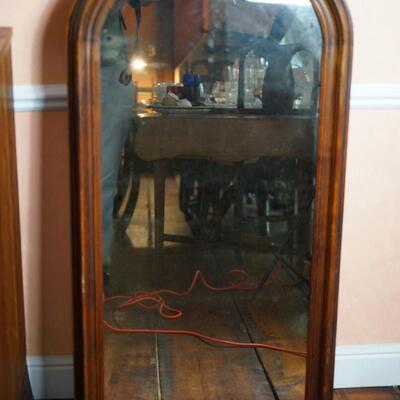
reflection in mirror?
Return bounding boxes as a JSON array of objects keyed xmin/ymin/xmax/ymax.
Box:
[{"xmin": 100, "ymin": 0, "xmax": 321, "ymax": 398}]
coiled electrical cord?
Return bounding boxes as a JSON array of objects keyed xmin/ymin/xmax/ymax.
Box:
[{"xmin": 104, "ymin": 269, "xmax": 307, "ymax": 358}]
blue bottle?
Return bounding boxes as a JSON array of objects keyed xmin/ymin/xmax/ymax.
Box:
[{"xmin": 183, "ymin": 73, "xmax": 195, "ymax": 102}]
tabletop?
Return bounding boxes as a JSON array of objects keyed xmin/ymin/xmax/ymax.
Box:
[{"xmin": 134, "ymin": 110, "xmax": 316, "ymax": 164}]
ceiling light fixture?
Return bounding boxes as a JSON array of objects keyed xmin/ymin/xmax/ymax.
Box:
[{"xmin": 130, "ymin": 58, "xmax": 147, "ymax": 71}]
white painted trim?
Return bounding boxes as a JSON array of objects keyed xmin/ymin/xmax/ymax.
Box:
[
  {"xmin": 13, "ymin": 84, "xmax": 68, "ymax": 112},
  {"xmin": 334, "ymin": 343, "xmax": 400, "ymax": 389},
  {"xmin": 350, "ymin": 83, "xmax": 400, "ymax": 109},
  {"xmin": 27, "ymin": 355, "xmax": 74, "ymax": 399},
  {"xmin": 27, "ymin": 346, "xmax": 400, "ymax": 398},
  {"xmin": 12, "ymin": 83, "xmax": 400, "ymax": 112}
]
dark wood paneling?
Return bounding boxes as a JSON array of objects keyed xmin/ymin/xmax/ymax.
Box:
[
  {"xmin": 0, "ymin": 27, "xmax": 33, "ymax": 400},
  {"xmin": 173, "ymin": 0, "xmax": 204, "ymax": 67}
]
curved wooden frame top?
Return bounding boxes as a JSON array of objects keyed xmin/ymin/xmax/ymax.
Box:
[{"xmin": 68, "ymin": 1, "xmax": 353, "ymax": 399}]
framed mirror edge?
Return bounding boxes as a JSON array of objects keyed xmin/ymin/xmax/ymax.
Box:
[{"xmin": 67, "ymin": 0, "xmax": 353, "ymax": 399}]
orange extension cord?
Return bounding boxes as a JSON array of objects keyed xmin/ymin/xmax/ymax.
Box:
[{"xmin": 104, "ymin": 269, "xmax": 307, "ymax": 358}]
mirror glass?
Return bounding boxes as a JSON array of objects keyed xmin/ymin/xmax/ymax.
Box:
[{"xmin": 100, "ymin": 0, "xmax": 321, "ymax": 398}]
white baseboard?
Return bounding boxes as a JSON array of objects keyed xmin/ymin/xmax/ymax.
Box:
[
  {"xmin": 334, "ymin": 344, "xmax": 400, "ymax": 389},
  {"xmin": 27, "ymin": 356, "xmax": 74, "ymax": 399},
  {"xmin": 11, "ymin": 83, "xmax": 400, "ymax": 112},
  {"xmin": 27, "ymin": 345, "xmax": 400, "ymax": 398}
]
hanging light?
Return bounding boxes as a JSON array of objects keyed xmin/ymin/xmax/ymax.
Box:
[{"xmin": 130, "ymin": 58, "xmax": 148, "ymax": 71}]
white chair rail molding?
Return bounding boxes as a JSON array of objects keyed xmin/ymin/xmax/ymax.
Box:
[{"xmin": 12, "ymin": 83, "xmax": 400, "ymax": 112}]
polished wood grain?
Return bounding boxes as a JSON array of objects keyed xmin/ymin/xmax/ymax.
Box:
[
  {"xmin": 305, "ymin": 1, "xmax": 353, "ymax": 399},
  {"xmin": 0, "ymin": 28, "xmax": 33, "ymax": 400},
  {"xmin": 68, "ymin": 1, "xmax": 353, "ymax": 399}
]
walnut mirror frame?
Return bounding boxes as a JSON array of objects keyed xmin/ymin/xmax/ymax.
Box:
[{"xmin": 68, "ymin": 0, "xmax": 353, "ymax": 399}]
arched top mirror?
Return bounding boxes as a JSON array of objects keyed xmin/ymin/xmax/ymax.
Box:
[{"xmin": 68, "ymin": 1, "xmax": 352, "ymax": 399}]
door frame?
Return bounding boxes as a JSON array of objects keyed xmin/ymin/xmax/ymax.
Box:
[
  {"xmin": 68, "ymin": 1, "xmax": 353, "ymax": 398},
  {"xmin": 0, "ymin": 27, "xmax": 33, "ymax": 400}
]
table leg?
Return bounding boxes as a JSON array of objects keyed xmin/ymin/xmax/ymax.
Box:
[
  {"xmin": 154, "ymin": 160, "xmax": 166, "ymax": 269},
  {"xmin": 234, "ymin": 164, "xmax": 244, "ymax": 265}
]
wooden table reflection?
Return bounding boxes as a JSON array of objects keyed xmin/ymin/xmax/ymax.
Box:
[{"xmin": 134, "ymin": 109, "xmax": 315, "ymax": 268}]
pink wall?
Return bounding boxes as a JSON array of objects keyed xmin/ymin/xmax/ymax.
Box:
[
  {"xmin": 0, "ymin": 0, "xmax": 399, "ymax": 356},
  {"xmin": 0, "ymin": 0, "xmax": 73, "ymax": 355},
  {"xmin": 347, "ymin": 0, "xmax": 400, "ymax": 84},
  {"xmin": 14, "ymin": 111, "xmax": 73, "ymax": 355},
  {"xmin": 337, "ymin": 110, "xmax": 400, "ymax": 344},
  {"xmin": 335, "ymin": 0, "xmax": 400, "ymax": 345},
  {"xmin": 0, "ymin": 0, "xmax": 72, "ymax": 85}
]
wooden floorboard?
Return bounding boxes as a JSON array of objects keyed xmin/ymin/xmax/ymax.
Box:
[
  {"xmin": 210, "ymin": 246, "xmax": 307, "ymax": 400},
  {"xmin": 104, "ymin": 176, "xmax": 160, "ymax": 399},
  {"xmin": 105, "ymin": 176, "xmax": 277, "ymax": 399},
  {"xmin": 238, "ymin": 289, "xmax": 307, "ymax": 400},
  {"xmin": 156, "ymin": 284, "xmax": 276, "ymax": 399},
  {"xmin": 154, "ymin": 178, "xmax": 276, "ymax": 400},
  {"xmin": 104, "ymin": 324, "xmax": 160, "ymax": 400},
  {"xmin": 334, "ymin": 387, "xmax": 400, "ymax": 399},
  {"xmin": 103, "ymin": 176, "xmax": 399, "ymax": 400}
]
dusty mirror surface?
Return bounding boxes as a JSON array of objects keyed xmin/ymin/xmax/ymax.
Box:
[{"xmin": 100, "ymin": 0, "xmax": 321, "ymax": 398}]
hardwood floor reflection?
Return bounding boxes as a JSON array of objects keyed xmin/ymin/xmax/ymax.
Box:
[
  {"xmin": 105, "ymin": 175, "xmax": 292, "ymax": 399},
  {"xmin": 103, "ymin": 176, "xmax": 397, "ymax": 400}
]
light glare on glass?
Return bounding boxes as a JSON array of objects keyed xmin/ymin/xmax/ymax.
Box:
[{"xmin": 131, "ymin": 58, "xmax": 147, "ymax": 71}]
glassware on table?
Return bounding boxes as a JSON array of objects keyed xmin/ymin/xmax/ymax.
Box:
[
  {"xmin": 225, "ymin": 81, "xmax": 238, "ymax": 106},
  {"xmin": 152, "ymin": 82, "xmax": 170, "ymax": 103},
  {"xmin": 211, "ymin": 81, "xmax": 238, "ymax": 106},
  {"xmin": 244, "ymin": 51, "xmax": 267, "ymax": 108},
  {"xmin": 211, "ymin": 81, "xmax": 225, "ymax": 104}
]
